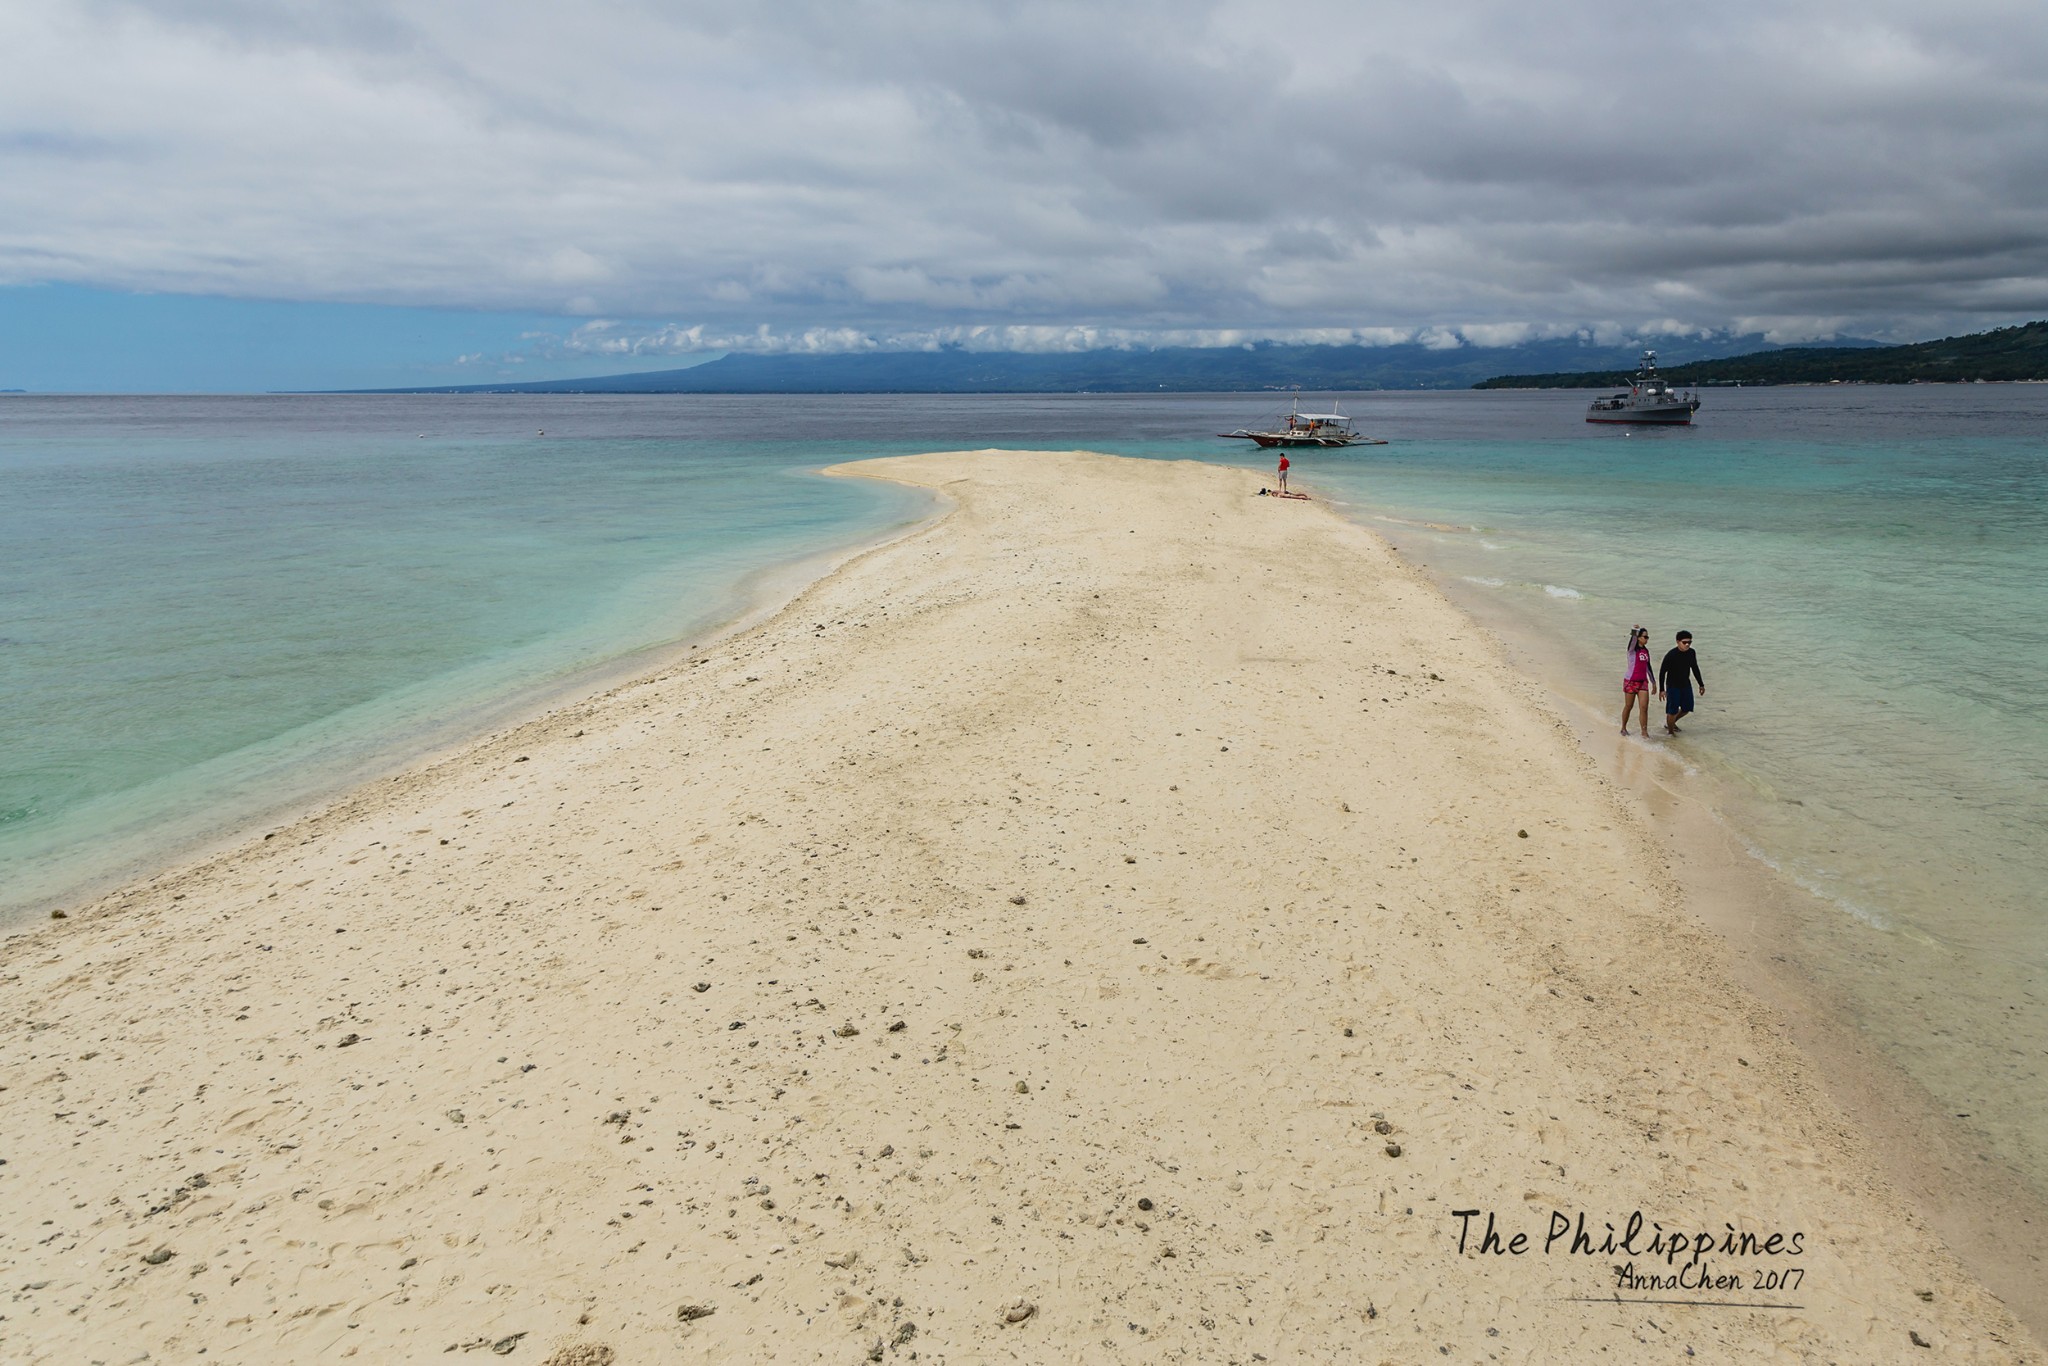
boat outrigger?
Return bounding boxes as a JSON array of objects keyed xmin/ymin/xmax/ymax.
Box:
[
  {"xmin": 1586, "ymin": 351, "xmax": 1702, "ymax": 425},
  {"xmin": 1220, "ymin": 393, "xmax": 1386, "ymax": 448}
]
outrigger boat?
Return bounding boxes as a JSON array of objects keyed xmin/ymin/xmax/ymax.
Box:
[
  {"xmin": 1586, "ymin": 351, "xmax": 1702, "ymax": 425},
  {"xmin": 1219, "ymin": 393, "xmax": 1386, "ymax": 447}
]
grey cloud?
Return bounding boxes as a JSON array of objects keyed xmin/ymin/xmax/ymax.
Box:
[
  {"xmin": 1260, "ymin": 228, "xmax": 1358, "ymax": 263},
  {"xmin": 2, "ymin": 0, "xmax": 2045, "ymax": 344}
]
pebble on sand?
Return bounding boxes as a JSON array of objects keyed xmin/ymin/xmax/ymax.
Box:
[
  {"xmin": 541, "ymin": 1346, "xmax": 615, "ymax": 1366},
  {"xmin": 1003, "ymin": 1300, "xmax": 1038, "ymax": 1325},
  {"xmin": 677, "ymin": 1303, "xmax": 716, "ymax": 1322}
]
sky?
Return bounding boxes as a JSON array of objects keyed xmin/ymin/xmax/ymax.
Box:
[{"xmin": 3, "ymin": 0, "xmax": 2047, "ymax": 390}]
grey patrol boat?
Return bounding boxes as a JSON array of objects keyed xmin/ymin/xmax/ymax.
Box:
[{"xmin": 1586, "ymin": 350, "xmax": 1702, "ymax": 425}]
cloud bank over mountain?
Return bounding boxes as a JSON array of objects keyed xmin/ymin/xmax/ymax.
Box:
[{"xmin": 5, "ymin": 0, "xmax": 2046, "ymax": 353}]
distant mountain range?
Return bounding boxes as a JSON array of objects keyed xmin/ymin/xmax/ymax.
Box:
[
  {"xmin": 1473, "ymin": 321, "xmax": 2048, "ymax": 388},
  {"xmin": 359, "ymin": 332, "xmax": 1882, "ymax": 395}
]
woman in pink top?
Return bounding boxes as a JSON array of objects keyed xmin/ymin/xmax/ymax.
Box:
[{"xmin": 1620, "ymin": 625, "xmax": 1657, "ymax": 736}]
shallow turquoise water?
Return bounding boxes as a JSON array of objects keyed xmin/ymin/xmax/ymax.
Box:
[
  {"xmin": 0, "ymin": 396, "xmax": 929, "ymax": 918},
  {"xmin": 1254, "ymin": 387, "xmax": 2048, "ymax": 1197},
  {"xmin": 1301, "ymin": 396, "xmax": 2047, "ymax": 952}
]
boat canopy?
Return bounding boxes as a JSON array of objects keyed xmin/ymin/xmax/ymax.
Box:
[{"xmin": 1294, "ymin": 412, "xmax": 1348, "ymax": 421}]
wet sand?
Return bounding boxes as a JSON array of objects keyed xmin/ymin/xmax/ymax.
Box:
[
  {"xmin": 1384, "ymin": 545, "xmax": 2048, "ymax": 1336},
  {"xmin": 1, "ymin": 451, "xmax": 2035, "ymax": 1363}
]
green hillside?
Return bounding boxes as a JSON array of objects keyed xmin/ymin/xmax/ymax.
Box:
[{"xmin": 1474, "ymin": 321, "xmax": 2048, "ymax": 388}]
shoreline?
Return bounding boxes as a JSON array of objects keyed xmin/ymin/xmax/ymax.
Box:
[
  {"xmin": 1361, "ymin": 534, "xmax": 2048, "ymax": 1333},
  {"xmin": 1, "ymin": 451, "xmax": 2034, "ymax": 1361},
  {"xmin": 0, "ymin": 473, "xmax": 938, "ymax": 934}
]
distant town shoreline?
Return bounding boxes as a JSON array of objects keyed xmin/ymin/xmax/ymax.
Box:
[{"xmin": 1472, "ymin": 320, "xmax": 2048, "ymax": 388}]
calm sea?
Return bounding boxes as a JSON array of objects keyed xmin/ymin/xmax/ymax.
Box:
[
  {"xmin": 0, "ymin": 395, "xmax": 940, "ymax": 922},
  {"xmin": 3, "ymin": 387, "xmax": 2042, "ymax": 1200},
  {"xmin": 1278, "ymin": 386, "xmax": 2048, "ymax": 1210}
]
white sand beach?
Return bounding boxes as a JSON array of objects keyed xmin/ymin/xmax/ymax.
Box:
[{"xmin": 1, "ymin": 450, "xmax": 2035, "ymax": 1363}]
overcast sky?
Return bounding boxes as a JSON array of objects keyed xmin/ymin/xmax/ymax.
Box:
[{"xmin": 4, "ymin": 0, "xmax": 2047, "ymax": 385}]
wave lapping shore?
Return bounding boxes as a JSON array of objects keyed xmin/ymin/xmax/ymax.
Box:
[{"xmin": 0, "ymin": 451, "xmax": 2032, "ymax": 1362}]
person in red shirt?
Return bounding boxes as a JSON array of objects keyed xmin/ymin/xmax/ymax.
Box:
[
  {"xmin": 1276, "ymin": 452, "xmax": 1291, "ymax": 493},
  {"xmin": 1620, "ymin": 625, "xmax": 1655, "ymax": 735}
]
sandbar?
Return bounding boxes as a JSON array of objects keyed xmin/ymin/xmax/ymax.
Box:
[{"xmin": 1, "ymin": 451, "xmax": 2034, "ymax": 1362}]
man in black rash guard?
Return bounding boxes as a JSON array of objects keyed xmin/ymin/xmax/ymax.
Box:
[{"xmin": 1659, "ymin": 631, "xmax": 1705, "ymax": 734}]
